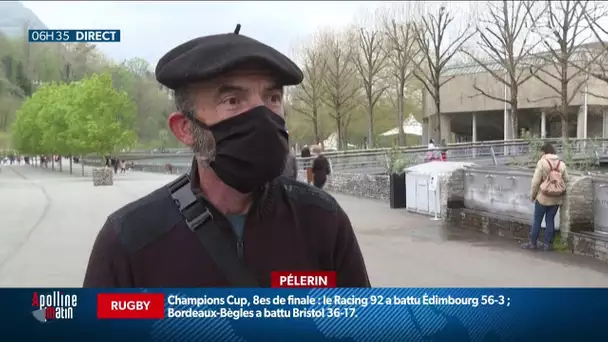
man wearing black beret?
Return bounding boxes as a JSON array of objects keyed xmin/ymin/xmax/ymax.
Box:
[{"xmin": 83, "ymin": 25, "xmax": 370, "ymax": 288}]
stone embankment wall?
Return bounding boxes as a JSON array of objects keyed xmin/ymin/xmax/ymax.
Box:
[
  {"xmin": 445, "ymin": 166, "xmax": 607, "ymax": 263},
  {"xmin": 296, "ymin": 170, "xmax": 389, "ymax": 201}
]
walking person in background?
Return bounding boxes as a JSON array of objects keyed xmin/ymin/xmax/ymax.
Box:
[
  {"xmin": 111, "ymin": 157, "xmax": 119, "ymax": 174},
  {"xmin": 301, "ymin": 145, "xmax": 313, "ymax": 184},
  {"xmin": 311, "ymin": 145, "xmax": 331, "ymax": 189},
  {"xmin": 440, "ymin": 139, "xmax": 448, "ymax": 161},
  {"xmin": 522, "ymin": 142, "xmax": 569, "ymax": 251},
  {"xmin": 282, "ymin": 147, "xmax": 298, "ymax": 180},
  {"xmin": 119, "ymin": 160, "xmax": 127, "ymax": 173},
  {"xmin": 425, "ymin": 139, "xmax": 439, "ymax": 162}
]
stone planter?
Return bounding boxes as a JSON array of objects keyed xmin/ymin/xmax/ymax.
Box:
[{"xmin": 92, "ymin": 167, "xmax": 114, "ymax": 186}]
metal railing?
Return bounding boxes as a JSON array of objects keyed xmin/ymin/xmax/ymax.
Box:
[{"xmin": 96, "ymin": 138, "xmax": 608, "ymax": 174}]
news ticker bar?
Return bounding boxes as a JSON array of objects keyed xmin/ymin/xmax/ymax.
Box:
[
  {"xmin": 28, "ymin": 29, "xmax": 121, "ymax": 43},
  {"xmin": 19, "ymin": 288, "xmax": 608, "ymax": 341},
  {"xmin": 97, "ymin": 292, "xmax": 511, "ymax": 319}
]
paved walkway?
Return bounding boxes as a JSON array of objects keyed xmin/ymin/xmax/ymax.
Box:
[{"xmin": 1, "ymin": 163, "xmax": 608, "ymax": 287}]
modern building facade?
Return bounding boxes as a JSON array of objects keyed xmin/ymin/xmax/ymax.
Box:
[{"xmin": 422, "ymin": 44, "xmax": 608, "ymax": 144}]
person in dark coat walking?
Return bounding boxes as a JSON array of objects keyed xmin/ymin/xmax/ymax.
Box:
[
  {"xmin": 83, "ymin": 26, "xmax": 370, "ymax": 288},
  {"xmin": 301, "ymin": 145, "xmax": 313, "ymax": 184},
  {"xmin": 311, "ymin": 145, "xmax": 331, "ymax": 189},
  {"xmin": 440, "ymin": 139, "xmax": 448, "ymax": 161},
  {"xmin": 111, "ymin": 157, "xmax": 119, "ymax": 174}
]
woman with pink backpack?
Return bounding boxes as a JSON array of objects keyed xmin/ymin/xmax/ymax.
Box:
[
  {"xmin": 425, "ymin": 139, "xmax": 442, "ymax": 162},
  {"xmin": 522, "ymin": 142, "xmax": 569, "ymax": 251}
]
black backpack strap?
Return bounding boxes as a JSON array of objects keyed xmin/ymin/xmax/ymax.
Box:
[{"xmin": 167, "ymin": 175, "xmax": 260, "ymax": 287}]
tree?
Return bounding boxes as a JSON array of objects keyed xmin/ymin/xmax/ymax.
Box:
[
  {"xmin": 14, "ymin": 60, "xmax": 32, "ymax": 96},
  {"xmin": 0, "ymin": 31, "xmax": 175, "ymax": 150},
  {"xmin": 0, "ymin": 36, "xmax": 27, "ymax": 136},
  {"xmin": 583, "ymin": 4, "xmax": 608, "ymax": 92},
  {"xmin": 112, "ymin": 58, "xmax": 174, "ymax": 144},
  {"xmin": 463, "ymin": 0, "xmax": 543, "ymax": 140},
  {"xmin": 30, "ymin": 43, "xmax": 64, "ymax": 83},
  {"xmin": 107, "ymin": 63, "xmax": 136, "ymax": 93},
  {"xmin": 0, "ymin": 93, "xmax": 21, "ymax": 132},
  {"xmin": 0, "ymin": 57, "xmax": 26, "ymax": 131},
  {"xmin": 11, "ymin": 73, "xmax": 138, "ymax": 169},
  {"xmin": 413, "ymin": 4, "xmax": 474, "ymax": 142},
  {"xmin": 379, "ymin": 3, "xmax": 422, "ymax": 146},
  {"xmin": 526, "ymin": 0, "xmax": 601, "ymax": 137},
  {"xmin": 68, "ymin": 73, "xmax": 138, "ymax": 157},
  {"xmin": 63, "ymin": 43, "xmax": 102, "ymax": 81},
  {"xmin": 38, "ymin": 82, "xmax": 71, "ymax": 171},
  {"xmin": 321, "ymin": 29, "xmax": 360, "ymax": 150},
  {"xmin": 352, "ymin": 15, "xmax": 389, "ymax": 148},
  {"xmin": 123, "ymin": 57, "xmax": 153, "ymax": 78},
  {"xmin": 11, "ymin": 84, "xmax": 46, "ymax": 155},
  {"xmin": 291, "ymin": 34, "xmax": 327, "ymax": 146}
]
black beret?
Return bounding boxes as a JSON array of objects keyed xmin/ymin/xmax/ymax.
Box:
[{"xmin": 155, "ymin": 28, "xmax": 304, "ymax": 90}]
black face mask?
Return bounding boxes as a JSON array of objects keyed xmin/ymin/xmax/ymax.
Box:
[{"xmin": 188, "ymin": 106, "xmax": 288, "ymax": 194}]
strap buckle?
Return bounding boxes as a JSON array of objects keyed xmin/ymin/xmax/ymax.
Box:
[
  {"xmin": 167, "ymin": 174, "xmax": 260, "ymax": 287},
  {"xmin": 168, "ymin": 175, "xmax": 214, "ymax": 231},
  {"xmin": 185, "ymin": 205, "xmax": 213, "ymax": 231}
]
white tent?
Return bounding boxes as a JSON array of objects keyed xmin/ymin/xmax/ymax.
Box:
[
  {"xmin": 323, "ymin": 132, "xmax": 356, "ymax": 151},
  {"xmin": 380, "ymin": 115, "xmax": 423, "ymax": 137},
  {"xmin": 323, "ymin": 132, "xmax": 339, "ymax": 150}
]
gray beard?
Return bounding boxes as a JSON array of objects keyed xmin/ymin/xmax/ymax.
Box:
[{"xmin": 190, "ymin": 121, "xmax": 216, "ymax": 164}]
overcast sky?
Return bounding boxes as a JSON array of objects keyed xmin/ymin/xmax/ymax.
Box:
[{"xmin": 23, "ymin": 1, "xmax": 389, "ymax": 68}]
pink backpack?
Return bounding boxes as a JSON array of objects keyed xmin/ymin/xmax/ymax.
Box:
[{"xmin": 539, "ymin": 160, "xmax": 565, "ymax": 197}]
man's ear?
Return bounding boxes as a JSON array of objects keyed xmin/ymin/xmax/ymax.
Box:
[{"xmin": 168, "ymin": 112, "xmax": 195, "ymax": 146}]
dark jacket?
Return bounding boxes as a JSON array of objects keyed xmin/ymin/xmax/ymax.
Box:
[
  {"xmin": 312, "ymin": 154, "xmax": 331, "ymax": 183},
  {"xmin": 301, "ymin": 147, "xmax": 311, "ymax": 158},
  {"xmin": 83, "ymin": 160, "xmax": 370, "ymax": 288}
]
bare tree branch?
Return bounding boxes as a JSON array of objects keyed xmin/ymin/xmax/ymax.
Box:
[
  {"xmin": 352, "ymin": 22, "xmax": 389, "ymax": 147},
  {"xmin": 587, "ymin": 90, "xmax": 608, "ymax": 100},
  {"xmin": 378, "ymin": 2, "xmax": 422, "ymax": 146},
  {"xmin": 531, "ymin": 67, "xmax": 563, "ymax": 94},
  {"xmin": 524, "ymin": 0, "xmax": 602, "ymax": 137},
  {"xmin": 581, "ymin": 5, "xmax": 608, "ymax": 85},
  {"xmin": 320, "ymin": 29, "xmax": 361, "ymax": 150},
  {"xmin": 413, "ymin": 4, "xmax": 474, "ymax": 140},
  {"xmin": 470, "ymin": 84, "xmax": 509, "ymax": 103},
  {"xmin": 290, "ymin": 34, "xmax": 328, "ymax": 144},
  {"xmin": 462, "ymin": 1, "xmax": 545, "ymax": 139},
  {"xmin": 525, "ymin": 95, "xmax": 560, "ymax": 103}
]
